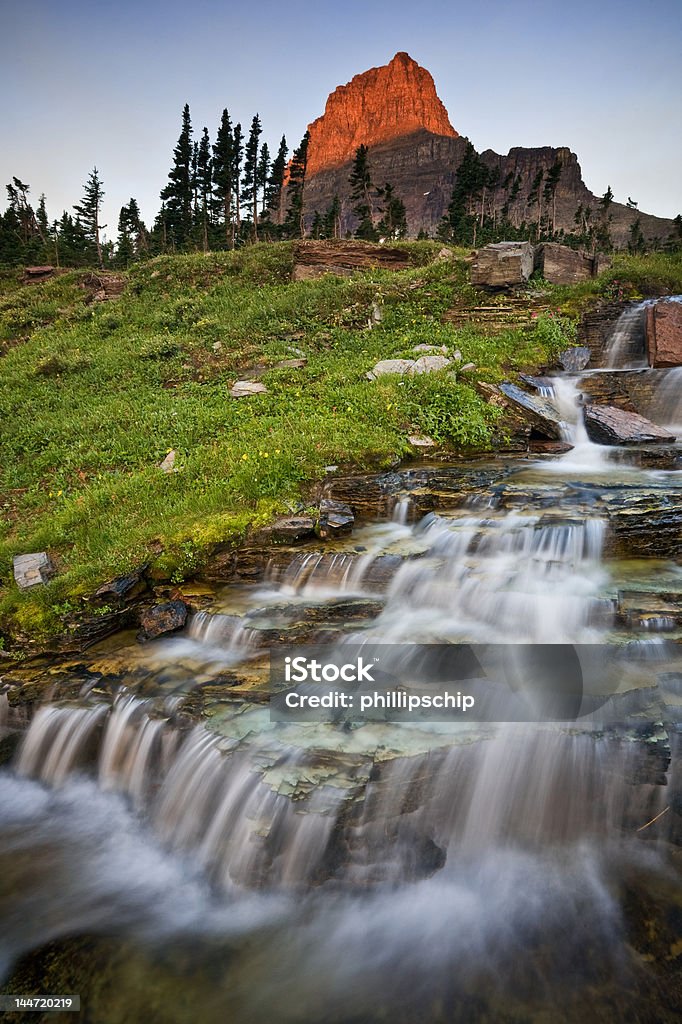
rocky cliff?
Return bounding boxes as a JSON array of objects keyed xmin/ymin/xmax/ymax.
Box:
[
  {"xmin": 305, "ymin": 52, "xmax": 457, "ymax": 177},
  {"xmin": 297, "ymin": 54, "xmax": 674, "ymax": 246}
]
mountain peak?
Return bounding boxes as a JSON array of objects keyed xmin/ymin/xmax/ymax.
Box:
[{"xmin": 306, "ymin": 53, "xmax": 458, "ymax": 176}]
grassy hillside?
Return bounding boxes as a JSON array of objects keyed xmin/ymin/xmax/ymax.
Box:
[{"xmin": 1, "ymin": 244, "xmax": 680, "ymax": 641}]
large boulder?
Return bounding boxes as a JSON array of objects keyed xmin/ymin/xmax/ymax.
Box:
[
  {"xmin": 497, "ymin": 382, "xmax": 564, "ymax": 439},
  {"xmin": 535, "ymin": 243, "xmax": 594, "ymax": 285},
  {"xmin": 583, "ymin": 404, "xmax": 676, "ymax": 445},
  {"xmin": 557, "ymin": 346, "xmax": 591, "ymax": 372},
  {"xmin": 646, "ymin": 299, "xmax": 682, "ymax": 367},
  {"xmin": 471, "ymin": 242, "xmax": 534, "ymax": 289}
]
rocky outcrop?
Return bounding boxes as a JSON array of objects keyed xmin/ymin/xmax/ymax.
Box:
[
  {"xmin": 535, "ymin": 243, "xmax": 594, "ymax": 285},
  {"xmin": 583, "ymin": 405, "xmax": 676, "ymax": 445},
  {"xmin": 298, "ymin": 57, "xmax": 674, "ymax": 243},
  {"xmin": 292, "ymin": 240, "xmax": 412, "ymax": 280},
  {"xmin": 305, "ymin": 52, "xmax": 457, "ymax": 177},
  {"xmin": 471, "ymin": 242, "xmax": 534, "ymax": 289},
  {"xmin": 646, "ymin": 300, "xmax": 682, "ymax": 367}
]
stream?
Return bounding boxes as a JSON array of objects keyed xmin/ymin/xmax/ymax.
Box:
[{"xmin": 1, "ymin": 301, "xmax": 681, "ymax": 1022}]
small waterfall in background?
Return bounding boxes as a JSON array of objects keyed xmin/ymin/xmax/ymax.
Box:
[{"xmin": 603, "ymin": 300, "xmax": 652, "ymax": 368}]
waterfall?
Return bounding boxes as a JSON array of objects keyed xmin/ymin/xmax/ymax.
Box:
[
  {"xmin": 649, "ymin": 366, "xmax": 682, "ymax": 434},
  {"xmin": 603, "ymin": 301, "xmax": 652, "ymax": 368}
]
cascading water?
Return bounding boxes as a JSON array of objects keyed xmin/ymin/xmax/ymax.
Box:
[
  {"xmin": 2, "ymin": 297, "xmax": 682, "ymax": 1022},
  {"xmin": 603, "ymin": 300, "xmax": 652, "ymax": 368}
]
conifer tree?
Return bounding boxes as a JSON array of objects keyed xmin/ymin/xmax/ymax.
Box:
[
  {"xmin": 349, "ymin": 145, "xmax": 377, "ymax": 240},
  {"xmin": 439, "ymin": 143, "xmax": 487, "ymax": 244},
  {"xmin": 265, "ymin": 135, "xmax": 288, "ymax": 222},
  {"xmin": 212, "ymin": 109, "xmax": 235, "ymax": 248},
  {"xmin": 257, "ymin": 143, "xmax": 270, "ymax": 217},
  {"xmin": 542, "ymin": 159, "xmax": 562, "ymax": 237},
  {"xmin": 160, "ymin": 103, "xmax": 194, "ymax": 249},
  {"xmin": 116, "ymin": 205, "xmax": 135, "ymax": 267},
  {"xmin": 376, "ymin": 182, "xmax": 407, "ymax": 239},
  {"xmin": 73, "ymin": 167, "xmax": 106, "ymax": 267},
  {"xmin": 196, "ymin": 127, "xmax": 212, "ymax": 250},
  {"xmin": 283, "ymin": 131, "xmax": 309, "ymax": 239},
  {"xmin": 242, "ymin": 114, "xmax": 263, "ymax": 240},
  {"xmin": 232, "ymin": 122, "xmax": 244, "ymax": 237},
  {"xmin": 323, "ymin": 195, "xmax": 341, "ymax": 239}
]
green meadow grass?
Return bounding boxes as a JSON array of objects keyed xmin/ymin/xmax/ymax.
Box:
[{"xmin": 1, "ymin": 243, "xmax": 676, "ymax": 639}]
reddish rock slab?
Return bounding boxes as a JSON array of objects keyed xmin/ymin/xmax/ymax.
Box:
[
  {"xmin": 646, "ymin": 300, "xmax": 682, "ymax": 367},
  {"xmin": 583, "ymin": 404, "xmax": 676, "ymax": 445}
]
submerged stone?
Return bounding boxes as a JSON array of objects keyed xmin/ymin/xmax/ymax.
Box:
[{"xmin": 137, "ymin": 601, "xmax": 188, "ymax": 641}]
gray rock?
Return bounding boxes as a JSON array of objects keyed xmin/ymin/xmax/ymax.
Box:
[
  {"xmin": 366, "ymin": 359, "xmax": 415, "ymax": 380},
  {"xmin": 159, "ymin": 449, "xmax": 176, "ymax": 473},
  {"xmin": 411, "ymin": 355, "xmax": 452, "ymax": 374},
  {"xmin": 408, "ymin": 434, "xmax": 436, "ymax": 447},
  {"xmin": 498, "ymin": 382, "xmax": 564, "ymax": 439},
  {"xmin": 13, "ymin": 552, "xmax": 55, "ymax": 590},
  {"xmin": 316, "ymin": 499, "xmax": 355, "ymax": 539},
  {"xmin": 230, "ymin": 380, "xmax": 268, "ymax": 398},
  {"xmin": 412, "ymin": 344, "xmax": 449, "ymax": 354},
  {"xmin": 535, "ymin": 243, "xmax": 595, "ymax": 285},
  {"xmin": 471, "ymin": 241, "xmax": 534, "ymax": 289},
  {"xmin": 269, "ymin": 517, "xmax": 316, "ymax": 543},
  {"xmin": 583, "ymin": 405, "xmax": 676, "ymax": 445},
  {"xmin": 558, "ymin": 346, "xmax": 591, "ymax": 372}
]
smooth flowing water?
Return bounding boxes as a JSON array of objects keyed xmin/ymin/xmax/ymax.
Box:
[{"xmin": 1, "ymin": 316, "xmax": 681, "ymax": 1022}]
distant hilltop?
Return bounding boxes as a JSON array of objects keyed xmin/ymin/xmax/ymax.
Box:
[{"xmin": 300, "ymin": 52, "xmax": 674, "ymax": 245}]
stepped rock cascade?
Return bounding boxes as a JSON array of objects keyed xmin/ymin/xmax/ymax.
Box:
[{"xmin": 2, "ymin": 306, "xmax": 682, "ymax": 1020}]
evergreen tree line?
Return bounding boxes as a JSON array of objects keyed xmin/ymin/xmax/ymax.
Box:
[{"xmin": 2, "ymin": 107, "xmax": 681, "ymax": 268}]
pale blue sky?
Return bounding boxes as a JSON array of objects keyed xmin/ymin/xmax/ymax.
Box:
[{"xmin": 2, "ymin": 0, "xmax": 681, "ymax": 237}]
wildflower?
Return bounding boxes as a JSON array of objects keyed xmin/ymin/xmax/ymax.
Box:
[{"xmin": 241, "ymin": 454, "xmax": 248, "ymax": 461}]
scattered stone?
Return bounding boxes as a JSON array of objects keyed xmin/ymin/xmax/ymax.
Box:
[
  {"xmin": 646, "ymin": 299, "xmax": 682, "ymax": 367},
  {"xmin": 558, "ymin": 346, "xmax": 591, "ymax": 372},
  {"xmin": 534, "ymin": 243, "xmax": 595, "ymax": 285},
  {"xmin": 212, "ymin": 341, "xmax": 223, "ymax": 352},
  {"xmin": 366, "ymin": 359, "xmax": 415, "ymax": 380},
  {"xmin": 268, "ymin": 517, "xmax": 316, "ymax": 543},
  {"xmin": 371, "ymin": 301, "xmax": 384, "ymax": 324},
  {"xmin": 275, "ymin": 358, "xmax": 307, "ymax": 369},
  {"xmin": 325, "ymin": 465, "xmax": 339, "ymax": 474},
  {"xmin": 411, "ymin": 355, "xmax": 452, "ymax": 374},
  {"xmin": 452, "ymin": 349, "xmax": 462, "ymax": 362},
  {"xmin": 137, "ymin": 600, "xmax": 188, "ymax": 641},
  {"xmin": 408, "ymin": 434, "xmax": 436, "ymax": 448},
  {"xmin": 13, "ymin": 552, "xmax": 55, "ymax": 590},
  {"xmin": 583, "ymin": 405, "xmax": 676, "ymax": 445},
  {"xmin": 159, "ymin": 449, "xmax": 176, "ymax": 473},
  {"xmin": 498, "ymin": 382, "xmax": 564, "ymax": 439},
  {"xmin": 412, "ymin": 344, "xmax": 449, "ymax": 354},
  {"xmin": 316, "ymin": 499, "xmax": 355, "ymax": 539},
  {"xmin": 230, "ymin": 380, "xmax": 268, "ymax": 398},
  {"xmin": 471, "ymin": 241, "xmax": 534, "ymax": 289},
  {"xmin": 434, "ymin": 247, "xmax": 454, "ymax": 262},
  {"xmin": 459, "ymin": 362, "xmax": 476, "ymax": 372}
]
